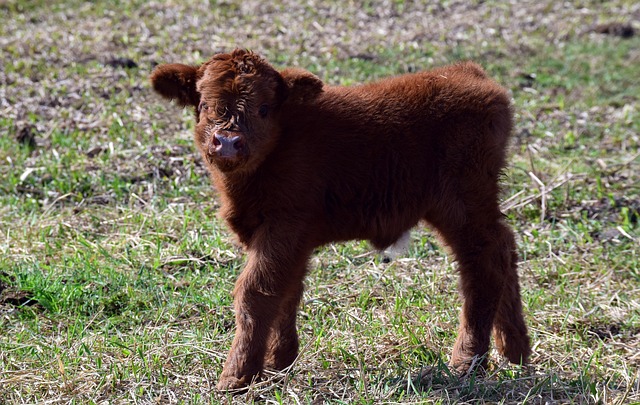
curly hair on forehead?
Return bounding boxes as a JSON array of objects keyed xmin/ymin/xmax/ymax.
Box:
[{"xmin": 209, "ymin": 49, "xmax": 264, "ymax": 76}]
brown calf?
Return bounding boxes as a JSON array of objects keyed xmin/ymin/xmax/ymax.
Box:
[{"xmin": 150, "ymin": 49, "xmax": 531, "ymax": 390}]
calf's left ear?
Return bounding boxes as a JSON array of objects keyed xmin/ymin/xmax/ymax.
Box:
[
  {"xmin": 280, "ymin": 68, "xmax": 324, "ymax": 102},
  {"xmin": 150, "ymin": 63, "xmax": 200, "ymax": 107}
]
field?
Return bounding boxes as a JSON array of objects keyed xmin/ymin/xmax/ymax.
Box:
[{"xmin": 1, "ymin": 0, "xmax": 639, "ymax": 403}]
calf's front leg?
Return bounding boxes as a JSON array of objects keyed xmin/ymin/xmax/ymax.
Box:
[
  {"xmin": 264, "ymin": 280, "xmax": 305, "ymax": 371},
  {"xmin": 217, "ymin": 246, "xmax": 308, "ymax": 391}
]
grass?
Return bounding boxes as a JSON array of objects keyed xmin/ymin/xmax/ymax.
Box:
[{"xmin": 1, "ymin": 0, "xmax": 639, "ymax": 403}]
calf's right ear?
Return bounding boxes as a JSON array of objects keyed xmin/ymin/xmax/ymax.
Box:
[{"xmin": 150, "ymin": 63, "xmax": 200, "ymax": 107}]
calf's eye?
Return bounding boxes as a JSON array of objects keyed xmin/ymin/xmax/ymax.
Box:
[
  {"xmin": 258, "ymin": 104, "xmax": 269, "ymax": 118},
  {"xmin": 198, "ymin": 101, "xmax": 209, "ymax": 113}
]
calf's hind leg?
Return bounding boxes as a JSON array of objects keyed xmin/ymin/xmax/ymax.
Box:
[
  {"xmin": 432, "ymin": 209, "xmax": 529, "ymax": 373},
  {"xmin": 492, "ymin": 231, "xmax": 530, "ymax": 365}
]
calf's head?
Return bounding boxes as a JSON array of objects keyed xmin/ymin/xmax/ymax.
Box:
[{"xmin": 151, "ymin": 49, "xmax": 301, "ymax": 173}]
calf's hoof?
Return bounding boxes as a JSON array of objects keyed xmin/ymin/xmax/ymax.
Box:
[
  {"xmin": 449, "ymin": 354, "xmax": 487, "ymax": 376},
  {"xmin": 216, "ymin": 374, "xmax": 254, "ymax": 392}
]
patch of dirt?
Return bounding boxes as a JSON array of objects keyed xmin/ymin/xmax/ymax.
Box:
[
  {"xmin": 104, "ymin": 57, "xmax": 138, "ymax": 69},
  {"xmin": 593, "ymin": 22, "xmax": 635, "ymax": 38},
  {"xmin": 582, "ymin": 197, "xmax": 640, "ymax": 224},
  {"xmin": 15, "ymin": 124, "xmax": 37, "ymax": 149},
  {"xmin": 568, "ymin": 321, "xmax": 640, "ymax": 343},
  {"xmin": 0, "ymin": 290, "xmax": 35, "ymax": 306},
  {"xmin": 544, "ymin": 195, "xmax": 639, "ymax": 241},
  {"xmin": 0, "ymin": 285, "xmax": 38, "ymax": 307}
]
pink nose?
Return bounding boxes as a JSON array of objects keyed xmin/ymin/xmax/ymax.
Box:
[{"xmin": 210, "ymin": 133, "xmax": 244, "ymax": 158}]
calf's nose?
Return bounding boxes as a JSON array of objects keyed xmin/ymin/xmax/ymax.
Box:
[{"xmin": 211, "ymin": 133, "xmax": 244, "ymax": 158}]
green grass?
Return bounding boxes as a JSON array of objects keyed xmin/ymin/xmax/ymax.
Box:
[{"xmin": 1, "ymin": 0, "xmax": 639, "ymax": 403}]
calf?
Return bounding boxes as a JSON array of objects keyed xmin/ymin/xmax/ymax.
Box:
[{"xmin": 150, "ymin": 49, "xmax": 531, "ymax": 390}]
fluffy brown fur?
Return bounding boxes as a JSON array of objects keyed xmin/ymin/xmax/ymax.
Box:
[{"xmin": 150, "ymin": 49, "xmax": 531, "ymax": 391}]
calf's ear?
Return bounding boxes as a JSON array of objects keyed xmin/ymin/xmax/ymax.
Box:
[
  {"xmin": 150, "ymin": 63, "xmax": 200, "ymax": 107},
  {"xmin": 279, "ymin": 68, "xmax": 324, "ymax": 102}
]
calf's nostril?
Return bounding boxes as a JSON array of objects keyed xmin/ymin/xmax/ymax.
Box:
[
  {"xmin": 208, "ymin": 142, "xmax": 217, "ymax": 156},
  {"xmin": 213, "ymin": 134, "xmax": 223, "ymax": 146},
  {"xmin": 230, "ymin": 136, "xmax": 243, "ymax": 150}
]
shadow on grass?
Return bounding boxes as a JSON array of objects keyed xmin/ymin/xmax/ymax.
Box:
[{"xmin": 388, "ymin": 360, "xmax": 630, "ymax": 404}]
